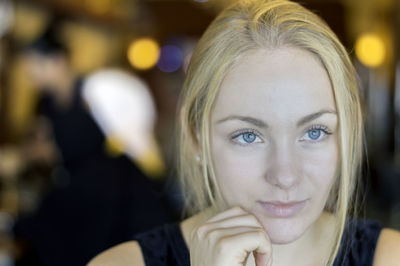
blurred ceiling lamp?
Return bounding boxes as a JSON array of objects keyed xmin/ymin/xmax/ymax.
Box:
[
  {"xmin": 355, "ymin": 33, "xmax": 386, "ymax": 68},
  {"xmin": 0, "ymin": 0, "xmax": 13, "ymax": 37},
  {"xmin": 83, "ymin": 69, "xmax": 165, "ymax": 178},
  {"xmin": 127, "ymin": 38, "xmax": 160, "ymax": 70},
  {"xmin": 13, "ymin": 3, "xmax": 49, "ymax": 43},
  {"xmin": 63, "ymin": 22, "xmax": 117, "ymax": 74},
  {"xmin": 157, "ymin": 45, "xmax": 183, "ymax": 73},
  {"xmin": 84, "ymin": 0, "xmax": 113, "ymax": 15}
]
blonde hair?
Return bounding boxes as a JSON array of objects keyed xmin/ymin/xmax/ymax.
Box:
[{"xmin": 178, "ymin": 0, "xmax": 363, "ymax": 264}]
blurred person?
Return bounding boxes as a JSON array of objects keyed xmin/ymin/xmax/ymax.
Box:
[
  {"xmin": 90, "ymin": 0, "xmax": 400, "ymax": 265},
  {"xmin": 22, "ymin": 27, "xmax": 101, "ymax": 172},
  {"xmin": 13, "ymin": 25, "xmax": 175, "ymax": 266}
]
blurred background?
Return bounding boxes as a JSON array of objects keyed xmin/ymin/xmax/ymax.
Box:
[{"xmin": 0, "ymin": 0, "xmax": 399, "ymax": 265}]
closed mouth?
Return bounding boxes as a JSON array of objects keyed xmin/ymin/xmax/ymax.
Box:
[{"xmin": 257, "ymin": 199, "xmax": 308, "ymax": 218}]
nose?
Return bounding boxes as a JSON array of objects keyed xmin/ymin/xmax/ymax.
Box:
[{"xmin": 265, "ymin": 141, "xmax": 302, "ymax": 190}]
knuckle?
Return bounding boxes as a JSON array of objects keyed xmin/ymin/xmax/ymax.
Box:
[
  {"xmin": 216, "ymin": 236, "xmax": 231, "ymax": 252},
  {"xmin": 196, "ymin": 224, "xmax": 208, "ymax": 237},
  {"xmin": 255, "ymin": 228, "xmax": 267, "ymax": 238},
  {"xmin": 190, "ymin": 229, "xmax": 197, "ymax": 241},
  {"xmin": 247, "ymin": 214, "xmax": 260, "ymax": 225},
  {"xmin": 206, "ymin": 228, "xmax": 221, "ymax": 242},
  {"xmin": 256, "ymin": 228, "xmax": 266, "ymax": 237},
  {"xmin": 232, "ymin": 206, "xmax": 244, "ymax": 212},
  {"xmin": 256, "ymin": 229, "xmax": 271, "ymax": 248},
  {"xmin": 241, "ymin": 214, "xmax": 261, "ymax": 227}
]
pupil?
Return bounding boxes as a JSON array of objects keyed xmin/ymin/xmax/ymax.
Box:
[
  {"xmin": 308, "ymin": 130, "xmax": 321, "ymax": 140},
  {"xmin": 243, "ymin": 133, "xmax": 256, "ymax": 143}
]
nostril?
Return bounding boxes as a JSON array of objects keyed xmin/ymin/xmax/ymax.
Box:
[
  {"xmin": 264, "ymin": 165, "xmax": 301, "ymax": 190},
  {"xmin": 265, "ymin": 145, "xmax": 301, "ymax": 189}
]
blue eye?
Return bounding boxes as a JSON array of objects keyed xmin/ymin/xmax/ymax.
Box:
[
  {"xmin": 242, "ymin": 132, "xmax": 257, "ymax": 143},
  {"xmin": 301, "ymin": 125, "xmax": 332, "ymax": 142},
  {"xmin": 232, "ymin": 130, "xmax": 262, "ymax": 145},
  {"xmin": 307, "ymin": 129, "xmax": 321, "ymax": 140}
]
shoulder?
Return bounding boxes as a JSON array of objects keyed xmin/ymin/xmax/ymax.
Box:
[
  {"xmin": 373, "ymin": 228, "xmax": 400, "ymax": 266},
  {"xmin": 87, "ymin": 241, "xmax": 145, "ymax": 266}
]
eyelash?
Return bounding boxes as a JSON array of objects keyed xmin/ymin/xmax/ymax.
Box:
[
  {"xmin": 309, "ymin": 125, "xmax": 332, "ymax": 132},
  {"xmin": 230, "ymin": 128, "xmax": 262, "ymax": 146},
  {"xmin": 301, "ymin": 125, "xmax": 333, "ymax": 143},
  {"xmin": 230, "ymin": 125, "xmax": 333, "ymax": 145}
]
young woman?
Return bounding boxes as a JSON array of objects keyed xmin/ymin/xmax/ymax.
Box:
[{"xmin": 89, "ymin": 0, "xmax": 400, "ymax": 265}]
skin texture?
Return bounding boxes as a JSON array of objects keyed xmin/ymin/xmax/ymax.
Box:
[
  {"xmin": 210, "ymin": 47, "xmax": 339, "ymax": 246},
  {"xmin": 190, "ymin": 207, "xmax": 272, "ymax": 266}
]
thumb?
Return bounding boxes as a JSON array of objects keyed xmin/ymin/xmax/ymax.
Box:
[{"xmin": 253, "ymin": 250, "xmax": 272, "ymax": 266}]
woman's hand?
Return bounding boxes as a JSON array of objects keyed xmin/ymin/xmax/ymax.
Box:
[{"xmin": 190, "ymin": 206, "xmax": 272, "ymax": 266}]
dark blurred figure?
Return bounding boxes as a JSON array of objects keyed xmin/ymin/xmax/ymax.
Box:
[{"xmin": 13, "ymin": 25, "xmax": 175, "ymax": 266}]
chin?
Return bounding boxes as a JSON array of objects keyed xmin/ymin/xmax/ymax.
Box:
[{"xmin": 258, "ymin": 215, "xmax": 311, "ymax": 245}]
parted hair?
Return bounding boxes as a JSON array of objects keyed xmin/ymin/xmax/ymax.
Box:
[{"xmin": 178, "ymin": 0, "xmax": 362, "ymax": 265}]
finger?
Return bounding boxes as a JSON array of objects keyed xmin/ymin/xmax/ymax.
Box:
[
  {"xmin": 206, "ymin": 213, "xmax": 262, "ymax": 230},
  {"xmin": 207, "ymin": 206, "xmax": 248, "ymax": 223},
  {"xmin": 205, "ymin": 226, "xmax": 264, "ymax": 244},
  {"xmin": 218, "ymin": 229, "xmax": 272, "ymax": 262},
  {"xmin": 196, "ymin": 214, "xmax": 263, "ymax": 240},
  {"xmin": 254, "ymin": 250, "xmax": 272, "ymax": 266}
]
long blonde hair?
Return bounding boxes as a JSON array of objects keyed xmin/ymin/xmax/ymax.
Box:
[{"xmin": 178, "ymin": 0, "xmax": 363, "ymax": 264}]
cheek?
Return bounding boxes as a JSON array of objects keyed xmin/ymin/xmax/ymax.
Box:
[
  {"xmin": 211, "ymin": 140, "xmax": 266, "ymax": 203},
  {"xmin": 302, "ymin": 142, "xmax": 339, "ymax": 191}
]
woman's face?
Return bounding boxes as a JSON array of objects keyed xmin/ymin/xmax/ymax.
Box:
[{"xmin": 210, "ymin": 47, "xmax": 339, "ymax": 244}]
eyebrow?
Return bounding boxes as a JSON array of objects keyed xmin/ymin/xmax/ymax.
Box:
[
  {"xmin": 216, "ymin": 109, "xmax": 337, "ymax": 128},
  {"xmin": 216, "ymin": 116, "xmax": 268, "ymax": 128},
  {"xmin": 296, "ymin": 109, "xmax": 337, "ymax": 127}
]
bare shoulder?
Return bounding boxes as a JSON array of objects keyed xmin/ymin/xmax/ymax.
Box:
[
  {"xmin": 87, "ymin": 241, "xmax": 145, "ymax": 266},
  {"xmin": 373, "ymin": 228, "xmax": 400, "ymax": 266}
]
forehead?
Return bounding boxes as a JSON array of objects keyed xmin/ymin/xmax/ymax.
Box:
[{"xmin": 212, "ymin": 47, "xmax": 336, "ymax": 123}]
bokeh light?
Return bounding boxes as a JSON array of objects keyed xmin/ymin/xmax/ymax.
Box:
[
  {"xmin": 157, "ymin": 45, "xmax": 183, "ymax": 73},
  {"xmin": 84, "ymin": 0, "xmax": 113, "ymax": 15},
  {"xmin": 127, "ymin": 38, "xmax": 160, "ymax": 70},
  {"xmin": 355, "ymin": 33, "xmax": 386, "ymax": 68},
  {"xmin": 13, "ymin": 4, "xmax": 49, "ymax": 43},
  {"xmin": 63, "ymin": 22, "xmax": 117, "ymax": 74}
]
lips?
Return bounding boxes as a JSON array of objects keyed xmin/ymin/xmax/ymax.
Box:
[{"xmin": 257, "ymin": 199, "xmax": 308, "ymax": 218}]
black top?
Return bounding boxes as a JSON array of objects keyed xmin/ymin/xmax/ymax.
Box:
[{"xmin": 135, "ymin": 220, "xmax": 382, "ymax": 266}]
